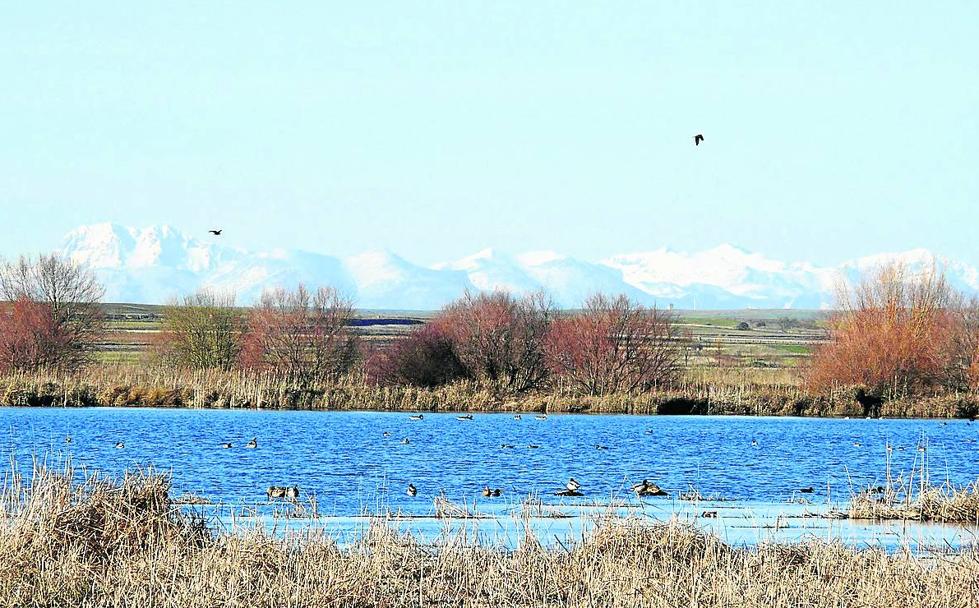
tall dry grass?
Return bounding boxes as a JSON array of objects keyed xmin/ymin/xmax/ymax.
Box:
[
  {"xmin": 1, "ymin": 463, "xmax": 977, "ymax": 607},
  {"xmin": 2, "ymin": 363, "xmax": 979, "ymax": 417}
]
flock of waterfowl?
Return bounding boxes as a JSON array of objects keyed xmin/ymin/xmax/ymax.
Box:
[{"xmin": 67, "ymin": 412, "xmax": 968, "ymax": 507}]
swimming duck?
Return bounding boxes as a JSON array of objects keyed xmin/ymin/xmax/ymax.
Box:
[
  {"xmin": 513, "ymin": 415, "xmax": 522, "ymax": 420},
  {"xmin": 595, "ymin": 444, "xmax": 609, "ymax": 450},
  {"xmin": 632, "ymin": 479, "xmax": 668, "ymax": 497},
  {"xmin": 267, "ymin": 486, "xmax": 287, "ymax": 500},
  {"xmin": 535, "ymin": 414, "xmax": 548, "ymax": 420},
  {"xmin": 500, "ymin": 443, "xmax": 515, "ymax": 449},
  {"xmin": 566, "ymin": 478, "xmax": 581, "ymax": 492},
  {"xmin": 751, "ymin": 439, "xmax": 759, "ymax": 447},
  {"xmin": 383, "ymin": 431, "xmax": 391, "ymax": 437},
  {"xmin": 406, "ymin": 483, "xmax": 417, "ymax": 497},
  {"xmin": 482, "ymin": 486, "xmax": 502, "ymax": 497},
  {"xmin": 65, "ymin": 435, "xmax": 72, "ymax": 444},
  {"xmin": 701, "ymin": 510, "xmax": 719, "ymax": 518},
  {"xmin": 527, "ymin": 444, "xmax": 540, "ymax": 449},
  {"xmin": 285, "ymin": 486, "xmax": 300, "ymax": 500},
  {"xmin": 401, "ymin": 437, "xmax": 411, "ymax": 445},
  {"xmin": 115, "ymin": 442, "xmax": 125, "ymax": 449},
  {"xmin": 409, "ymin": 414, "xmax": 424, "ymax": 421},
  {"xmin": 456, "ymin": 414, "xmax": 473, "ymax": 421},
  {"xmin": 799, "ymin": 487, "xmax": 814, "ymax": 494},
  {"xmin": 220, "ymin": 442, "xmax": 233, "ymax": 449},
  {"xmin": 245, "ymin": 438, "xmax": 257, "ymax": 449},
  {"xmin": 852, "ymin": 441, "xmax": 862, "ymax": 447}
]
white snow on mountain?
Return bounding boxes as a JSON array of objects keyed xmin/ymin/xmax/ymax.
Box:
[{"xmin": 57, "ymin": 223, "xmax": 979, "ymax": 310}]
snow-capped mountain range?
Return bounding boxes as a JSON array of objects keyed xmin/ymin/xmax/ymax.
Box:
[{"xmin": 58, "ymin": 223, "xmax": 979, "ymax": 310}]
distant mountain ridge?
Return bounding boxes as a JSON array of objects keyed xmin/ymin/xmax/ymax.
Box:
[{"xmin": 58, "ymin": 223, "xmax": 979, "ymax": 310}]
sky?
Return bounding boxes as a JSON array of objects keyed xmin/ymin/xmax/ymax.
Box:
[{"xmin": 1, "ymin": 2, "xmax": 977, "ymax": 267}]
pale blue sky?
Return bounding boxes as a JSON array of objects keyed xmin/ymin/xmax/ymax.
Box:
[{"xmin": 1, "ymin": 2, "xmax": 977, "ymax": 265}]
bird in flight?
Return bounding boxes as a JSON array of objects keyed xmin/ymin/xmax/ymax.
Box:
[
  {"xmin": 208, "ymin": 229, "xmax": 223, "ymax": 236},
  {"xmin": 693, "ymin": 134, "xmax": 704, "ymax": 146}
]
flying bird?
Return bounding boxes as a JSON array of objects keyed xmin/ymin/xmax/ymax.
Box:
[
  {"xmin": 208, "ymin": 229, "xmax": 223, "ymax": 236},
  {"xmin": 694, "ymin": 134, "xmax": 704, "ymax": 146}
]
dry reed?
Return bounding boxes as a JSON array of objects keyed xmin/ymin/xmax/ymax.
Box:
[{"xmin": 1, "ymin": 463, "xmax": 978, "ymax": 606}]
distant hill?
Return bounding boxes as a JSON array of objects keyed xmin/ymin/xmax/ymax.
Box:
[{"xmin": 61, "ymin": 223, "xmax": 979, "ymax": 309}]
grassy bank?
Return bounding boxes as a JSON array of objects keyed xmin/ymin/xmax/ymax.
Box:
[
  {"xmin": 2, "ymin": 365, "xmax": 979, "ymax": 418},
  {"xmin": 2, "ymin": 466, "xmax": 977, "ymax": 607}
]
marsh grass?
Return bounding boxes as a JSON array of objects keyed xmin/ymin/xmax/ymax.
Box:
[
  {"xmin": 1, "ymin": 462, "xmax": 979, "ymax": 606},
  {"xmin": 2, "ymin": 363, "xmax": 979, "ymax": 418},
  {"xmin": 847, "ymin": 448, "xmax": 979, "ymax": 523}
]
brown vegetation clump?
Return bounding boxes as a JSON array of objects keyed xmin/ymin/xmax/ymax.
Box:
[
  {"xmin": 1, "ymin": 466, "xmax": 978, "ymax": 607},
  {"xmin": 808, "ymin": 263, "xmax": 976, "ymax": 399},
  {"xmin": 546, "ymin": 294, "xmax": 682, "ymax": 395},
  {"xmin": 367, "ymin": 322, "xmax": 470, "ymax": 387},
  {"xmin": 0, "ymin": 253, "xmax": 104, "ymax": 372},
  {"xmin": 437, "ymin": 291, "xmax": 553, "ymax": 395},
  {"xmin": 240, "ymin": 285, "xmax": 359, "ymax": 387}
]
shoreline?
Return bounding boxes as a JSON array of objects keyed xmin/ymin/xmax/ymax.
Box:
[{"xmin": 2, "ymin": 366, "xmax": 978, "ymax": 418}]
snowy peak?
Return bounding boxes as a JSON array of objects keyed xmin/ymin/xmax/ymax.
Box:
[{"xmin": 57, "ymin": 223, "xmax": 979, "ymax": 309}]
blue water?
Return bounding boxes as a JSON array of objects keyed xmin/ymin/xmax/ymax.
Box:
[{"xmin": 1, "ymin": 408, "xmax": 976, "ymax": 512}]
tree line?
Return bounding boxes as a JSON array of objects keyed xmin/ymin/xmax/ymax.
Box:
[{"xmin": 4, "ymin": 253, "xmax": 979, "ymax": 404}]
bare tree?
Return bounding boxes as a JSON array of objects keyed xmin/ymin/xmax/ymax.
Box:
[
  {"xmin": 439, "ymin": 291, "xmax": 552, "ymax": 395},
  {"xmin": 241, "ymin": 285, "xmax": 359, "ymax": 386},
  {"xmin": 156, "ymin": 290, "xmax": 244, "ymax": 370},
  {"xmin": 0, "ymin": 253, "xmax": 104, "ymax": 371},
  {"xmin": 546, "ymin": 294, "xmax": 682, "ymax": 395}
]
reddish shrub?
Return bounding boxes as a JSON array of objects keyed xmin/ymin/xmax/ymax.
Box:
[
  {"xmin": 807, "ymin": 264, "xmax": 962, "ymax": 398},
  {"xmin": 0, "ymin": 297, "xmax": 73, "ymax": 372},
  {"xmin": 241, "ymin": 285, "xmax": 358, "ymax": 386},
  {"xmin": 367, "ymin": 323, "xmax": 469, "ymax": 387},
  {"xmin": 435, "ymin": 291, "xmax": 552, "ymax": 395},
  {"xmin": 545, "ymin": 294, "xmax": 681, "ymax": 395}
]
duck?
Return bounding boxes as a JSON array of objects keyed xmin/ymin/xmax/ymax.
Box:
[
  {"xmin": 409, "ymin": 414, "xmax": 424, "ymax": 421},
  {"xmin": 482, "ymin": 486, "xmax": 502, "ymax": 497},
  {"xmin": 798, "ymin": 487, "xmax": 815, "ymax": 494},
  {"xmin": 852, "ymin": 441, "xmax": 862, "ymax": 448},
  {"xmin": 245, "ymin": 438, "xmax": 258, "ymax": 449},
  {"xmin": 406, "ymin": 483, "xmax": 417, "ymax": 497},
  {"xmin": 383, "ymin": 431, "xmax": 391, "ymax": 438},
  {"xmin": 220, "ymin": 442, "xmax": 233, "ymax": 449},
  {"xmin": 500, "ymin": 443, "xmax": 515, "ymax": 449},
  {"xmin": 65, "ymin": 435, "xmax": 72, "ymax": 444},
  {"xmin": 632, "ymin": 479, "xmax": 668, "ymax": 497},
  {"xmin": 115, "ymin": 442, "xmax": 125, "ymax": 449},
  {"xmin": 513, "ymin": 415, "xmax": 522, "ymax": 420},
  {"xmin": 644, "ymin": 429, "xmax": 654, "ymax": 435},
  {"xmin": 555, "ymin": 487, "xmax": 583, "ymax": 497},
  {"xmin": 401, "ymin": 437, "xmax": 411, "ymax": 445},
  {"xmin": 701, "ymin": 510, "xmax": 719, "ymax": 518},
  {"xmin": 566, "ymin": 478, "xmax": 581, "ymax": 492},
  {"xmin": 595, "ymin": 444, "xmax": 609, "ymax": 450},
  {"xmin": 456, "ymin": 414, "xmax": 473, "ymax": 421},
  {"xmin": 267, "ymin": 486, "xmax": 287, "ymax": 500},
  {"xmin": 751, "ymin": 439, "xmax": 759, "ymax": 447},
  {"xmin": 535, "ymin": 414, "xmax": 548, "ymax": 421},
  {"xmin": 527, "ymin": 444, "xmax": 540, "ymax": 449},
  {"xmin": 285, "ymin": 486, "xmax": 300, "ymax": 500}
]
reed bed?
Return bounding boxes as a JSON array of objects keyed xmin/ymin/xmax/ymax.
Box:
[
  {"xmin": 1, "ymin": 464, "xmax": 977, "ymax": 607},
  {"xmin": 2, "ymin": 363, "xmax": 979, "ymax": 417},
  {"xmin": 848, "ymin": 452, "xmax": 979, "ymax": 523}
]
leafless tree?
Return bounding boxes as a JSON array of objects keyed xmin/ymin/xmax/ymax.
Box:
[
  {"xmin": 0, "ymin": 253, "xmax": 104, "ymax": 371},
  {"xmin": 546, "ymin": 294, "xmax": 682, "ymax": 395},
  {"xmin": 156, "ymin": 290, "xmax": 245, "ymax": 370},
  {"xmin": 241, "ymin": 285, "xmax": 359, "ymax": 386},
  {"xmin": 439, "ymin": 291, "xmax": 553, "ymax": 395}
]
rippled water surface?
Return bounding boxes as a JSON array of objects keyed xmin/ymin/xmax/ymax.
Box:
[{"xmin": 2, "ymin": 408, "xmax": 978, "ymax": 549}]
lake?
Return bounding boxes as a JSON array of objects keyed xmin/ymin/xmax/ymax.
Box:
[{"xmin": 2, "ymin": 407, "xmax": 977, "ymax": 550}]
